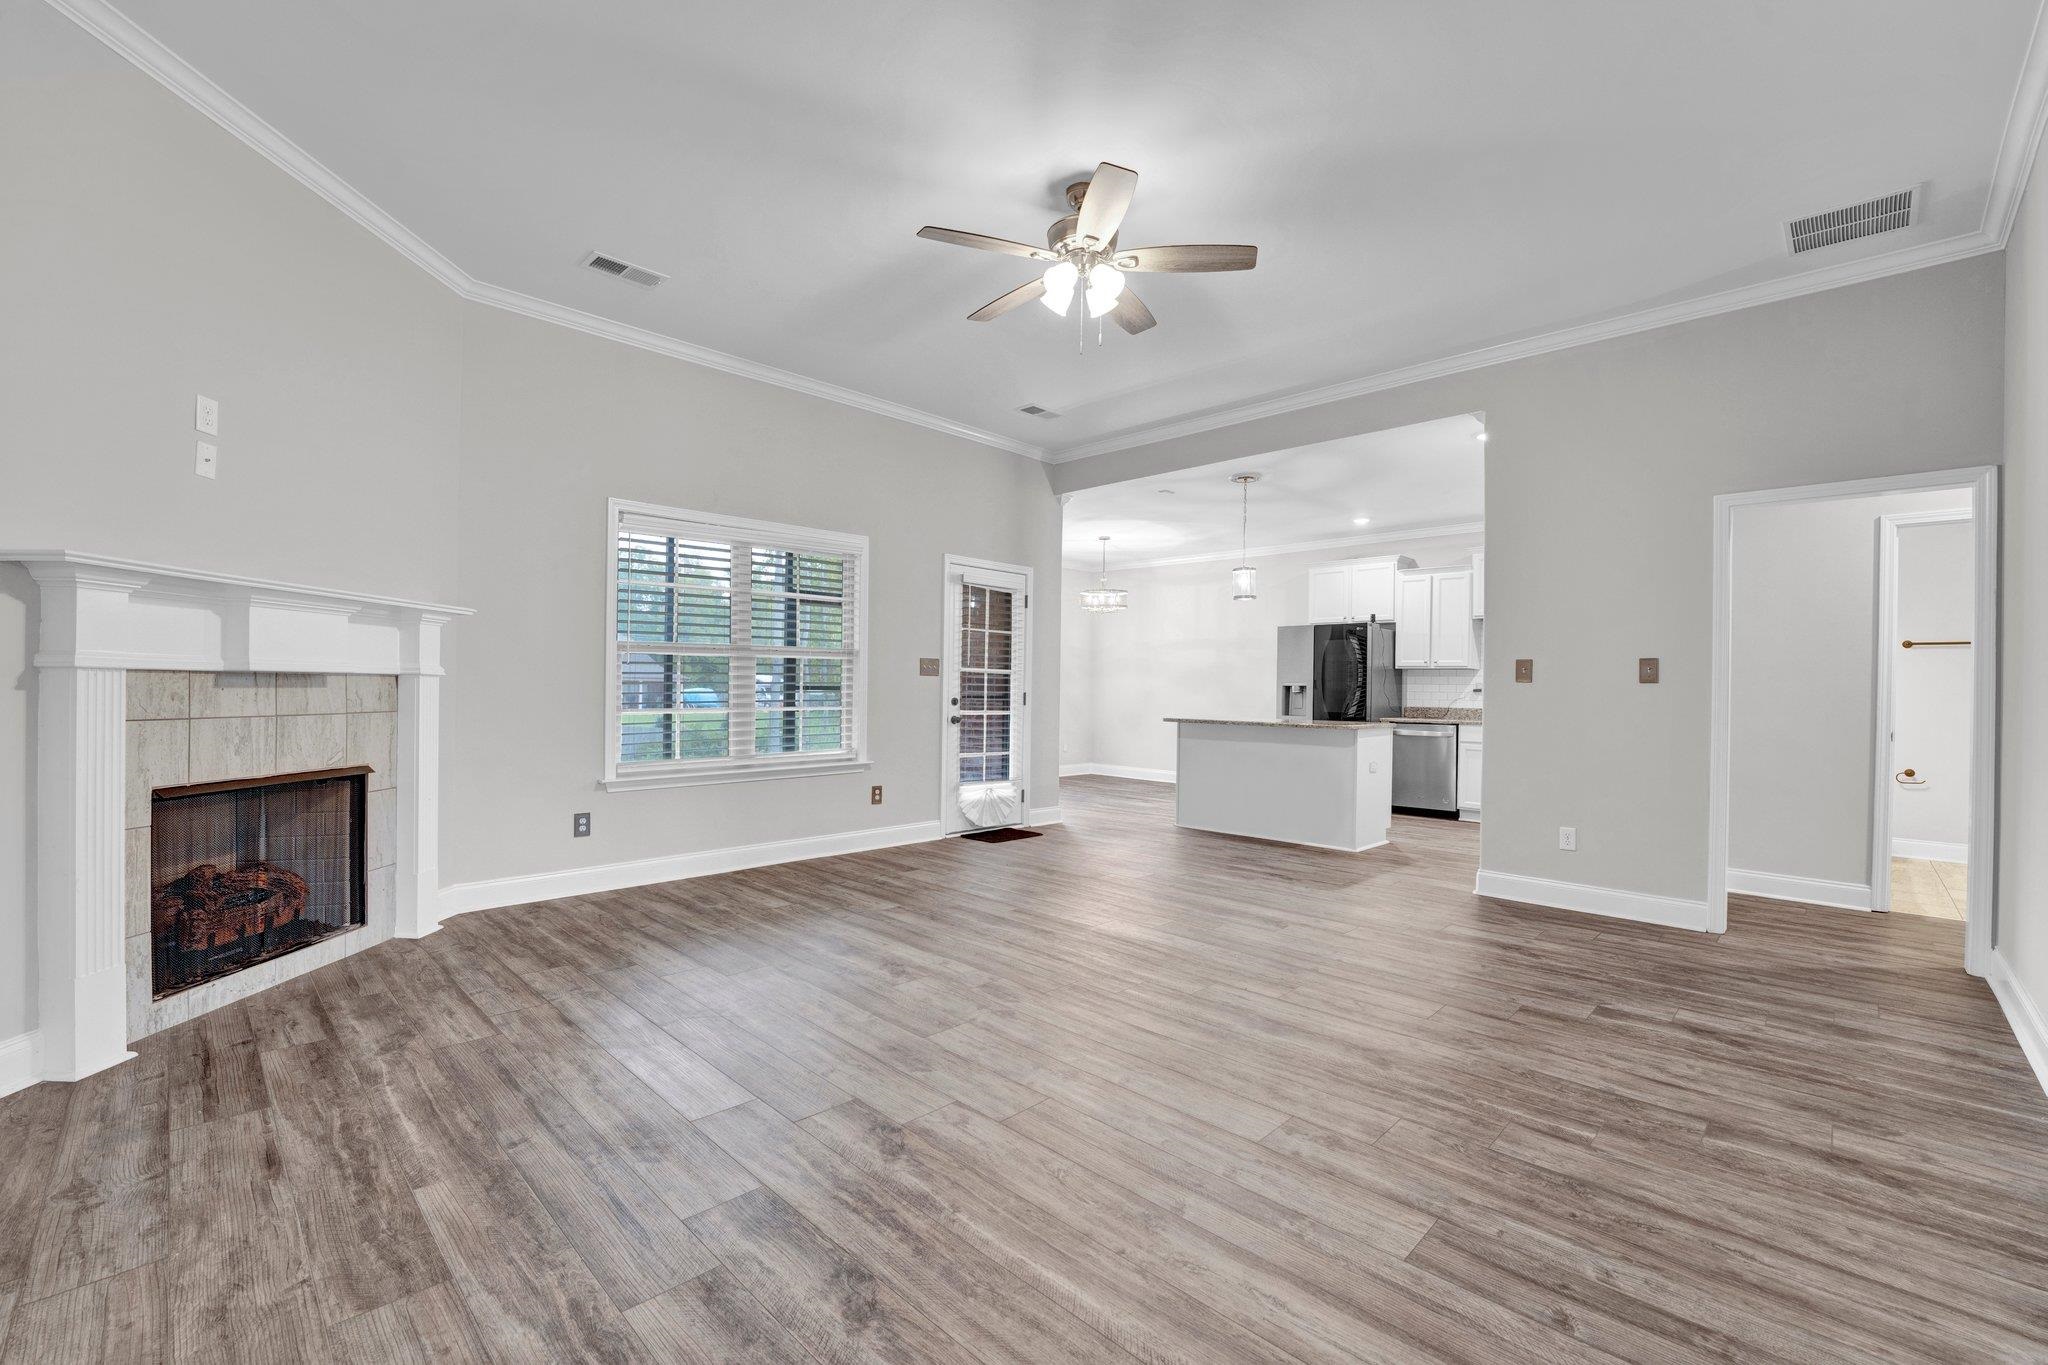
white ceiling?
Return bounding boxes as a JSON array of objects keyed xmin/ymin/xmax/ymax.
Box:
[
  {"xmin": 1063, "ymin": 414, "xmax": 1484, "ymax": 566},
  {"xmin": 35, "ymin": 0, "xmax": 2048, "ymax": 458}
]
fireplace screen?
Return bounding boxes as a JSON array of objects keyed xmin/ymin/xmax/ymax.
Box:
[{"xmin": 150, "ymin": 767, "xmax": 367, "ymax": 998}]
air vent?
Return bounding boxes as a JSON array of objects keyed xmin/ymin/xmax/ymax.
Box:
[
  {"xmin": 1786, "ymin": 188, "xmax": 1918, "ymax": 255},
  {"xmin": 1018, "ymin": 404, "xmax": 1059, "ymax": 418},
  {"xmin": 581, "ymin": 251, "xmax": 668, "ymax": 287}
]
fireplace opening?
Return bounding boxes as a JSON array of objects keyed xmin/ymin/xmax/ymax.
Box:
[{"xmin": 150, "ymin": 766, "xmax": 368, "ymax": 998}]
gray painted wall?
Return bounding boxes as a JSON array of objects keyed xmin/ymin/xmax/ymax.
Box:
[
  {"xmin": 0, "ymin": 7, "xmax": 1060, "ymax": 1045},
  {"xmin": 1052, "ymin": 254, "xmax": 2006, "ymax": 912},
  {"xmin": 1727, "ymin": 489, "xmax": 1970, "ymax": 888},
  {"xmin": 2002, "ymin": 140, "xmax": 2048, "ymax": 1017},
  {"xmin": 445, "ymin": 304, "xmax": 1061, "ymax": 890},
  {"xmin": 0, "ymin": 7, "xmax": 465, "ymax": 1040}
]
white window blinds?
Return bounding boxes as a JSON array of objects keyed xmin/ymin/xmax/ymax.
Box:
[{"xmin": 609, "ymin": 502, "xmax": 867, "ymax": 785}]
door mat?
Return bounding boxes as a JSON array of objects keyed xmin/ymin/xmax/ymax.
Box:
[{"xmin": 959, "ymin": 827, "xmax": 1043, "ymax": 844}]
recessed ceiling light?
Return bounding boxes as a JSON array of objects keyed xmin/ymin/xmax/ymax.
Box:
[{"xmin": 1352, "ymin": 517, "xmax": 1371, "ymax": 526}]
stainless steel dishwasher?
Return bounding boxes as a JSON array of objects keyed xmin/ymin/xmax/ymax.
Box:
[{"xmin": 1392, "ymin": 722, "xmax": 1459, "ymax": 816}]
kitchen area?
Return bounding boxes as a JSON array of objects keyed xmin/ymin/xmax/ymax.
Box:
[{"xmin": 1059, "ymin": 413, "xmax": 1486, "ymax": 853}]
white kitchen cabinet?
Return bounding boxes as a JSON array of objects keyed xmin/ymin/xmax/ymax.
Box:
[
  {"xmin": 1395, "ymin": 569, "xmax": 1477, "ymax": 668},
  {"xmin": 1471, "ymin": 551, "xmax": 1485, "ymax": 618},
  {"xmin": 1307, "ymin": 566, "xmax": 1350, "ymax": 623},
  {"xmin": 1458, "ymin": 725, "xmax": 1483, "ymax": 816},
  {"xmin": 1348, "ymin": 560, "xmax": 1400, "ymax": 621},
  {"xmin": 1307, "ymin": 555, "xmax": 1414, "ymax": 623}
]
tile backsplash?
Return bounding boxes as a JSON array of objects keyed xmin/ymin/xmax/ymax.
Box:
[{"xmin": 1402, "ymin": 622, "xmax": 1485, "ymax": 710}]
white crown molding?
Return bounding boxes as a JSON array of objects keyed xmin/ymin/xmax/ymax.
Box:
[
  {"xmin": 1065, "ymin": 521, "xmax": 1485, "ymax": 573},
  {"xmin": 45, "ymin": 0, "xmax": 2048, "ymax": 471},
  {"xmin": 43, "ymin": 0, "xmax": 1046, "ymax": 463},
  {"xmin": 1045, "ymin": 231, "xmax": 2003, "ymax": 463}
]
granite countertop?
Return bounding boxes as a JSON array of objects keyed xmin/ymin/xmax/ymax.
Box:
[
  {"xmin": 1166, "ymin": 717, "xmax": 1395, "ymax": 729},
  {"xmin": 1400, "ymin": 707, "xmax": 1483, "ymax": 724}
]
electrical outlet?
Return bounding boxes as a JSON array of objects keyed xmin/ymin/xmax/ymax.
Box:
[
  {"xmin": 195, "ymin": 394, "xmax": 219, "ymax": 436},
  {"xmin": 194, "ymin": 441, "xmax": 218, "ymax": 479},
  {"xmin": 1558, "ymin": 826, "xmax": 1577, "ymax": 851},
  {"xmin": 869, "ymin": 785, "xmax": 883, "ymax": 805},
  {"xmin": 572, "ymin": 812, "xmax": 591, "ymax": 837}
]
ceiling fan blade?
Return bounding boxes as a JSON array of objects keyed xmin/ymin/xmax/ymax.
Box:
[
  {"xmin": 1110, "ymin": 288, "xmax": 1156, "ymax": 335},
  {"xmin": 1114, "ymin": 244, "xmax": 1258, "ymax": 273},
  {"xmin": 1075, "ymin": 162, "xmax": 1138, "ymax": 248},
  {"xmin": 917, "ymin": 226, "xmax": 1054, "ymax": 260},
  {"xmin": 968, "ymin": 277, "xmax": 1047, "ymax": 321}
]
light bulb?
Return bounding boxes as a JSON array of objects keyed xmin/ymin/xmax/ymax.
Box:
[
  {"xmin": 1040, "ymin": 260, "xmax": 1078, "ymax": 315},
  {"xmin": 1084, "ymin": 264, "xmax": 1126, "ymax": 318}
]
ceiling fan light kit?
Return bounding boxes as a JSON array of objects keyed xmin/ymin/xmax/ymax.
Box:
[{"xmin": 916, "ymin": 161, "xmax": 1257, "ymax": 347}]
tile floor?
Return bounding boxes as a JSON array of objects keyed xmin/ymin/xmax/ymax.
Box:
[{"xmin": 1890, "ymin": 856, "xmax": 1968, "ymax": 919}]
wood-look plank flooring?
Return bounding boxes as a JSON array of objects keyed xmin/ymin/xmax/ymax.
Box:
[{"xmin": 3, "ymin": 775, "xmax": 2045, "ymax": 1362}]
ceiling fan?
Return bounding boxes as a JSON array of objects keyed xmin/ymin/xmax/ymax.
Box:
[{"xmin": 916, "ymin": 162, "xmax": 1257, "ymax": 341}]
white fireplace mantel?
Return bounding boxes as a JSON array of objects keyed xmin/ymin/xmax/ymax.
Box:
[{"xmin": 1, "ymin": 550, "xmax": 472, "ymax": 1085}]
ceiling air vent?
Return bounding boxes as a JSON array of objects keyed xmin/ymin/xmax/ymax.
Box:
[
  {"xmin": 581, "ymin": 250, "xmax": 668, "ymax": 287},
  {"xmin": 1785, "ymin": 188, "xmax": 1918, "ymax": 255},
  {"xmin": 1018, "ymin": 404, "xmax": 1059, "ymax": 418}
]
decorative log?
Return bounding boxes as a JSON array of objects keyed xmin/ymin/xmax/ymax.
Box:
[{"xmin": 151, "ymin": 862, "xmax": 310, "ymax": 954}]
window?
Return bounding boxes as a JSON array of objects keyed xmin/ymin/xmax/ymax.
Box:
[{"xmin": 605, "ymin": 499, "xmax": 868, "ymax": 789}]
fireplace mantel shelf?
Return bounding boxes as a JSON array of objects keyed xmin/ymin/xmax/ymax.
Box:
[
  {"xmin": 0, "ymin": 549, "xmax": 473, "ymax": 675},
  {"xmin": 2, "ymin": 549, "xmax": 471, "ymax": 1087}
]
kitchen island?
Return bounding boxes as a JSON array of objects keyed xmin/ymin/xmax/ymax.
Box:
[{"xmin": 1167, "ymin": 717, "xmax": 1395, "ymax": 852}]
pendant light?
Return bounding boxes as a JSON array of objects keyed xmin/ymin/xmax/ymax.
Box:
[
  {"xmin": 1230, "ymin": 473, "xmax": 1260, "ymax": 600},
  {"xmin": 1078, "ymin": 535, "xmax": 1129, "ymax": 612}
]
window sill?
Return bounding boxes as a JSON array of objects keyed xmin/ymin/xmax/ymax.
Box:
[{"xmin": 601, "ymin": 758, "xmax": 873, "ymax": 791}]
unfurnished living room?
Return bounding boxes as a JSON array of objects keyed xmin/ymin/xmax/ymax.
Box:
[{"xmin": 5, "ymin": 1, "xmax": 2048, "ymax": 1361}]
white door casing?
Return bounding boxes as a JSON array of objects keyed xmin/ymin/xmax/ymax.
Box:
[{"xmin": 940, "ymin": 557, "xmax": 1032, "ymax": 834}]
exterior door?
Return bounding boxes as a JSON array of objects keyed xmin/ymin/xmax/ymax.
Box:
[{"xmin": 943, "ymin": 561, "xmax": 1030, "ymax": 834}]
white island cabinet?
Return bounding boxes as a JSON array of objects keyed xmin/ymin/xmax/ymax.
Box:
[{"xmin": 1168, "ymin": 718, "xmax": 1395, "ymax": 852}]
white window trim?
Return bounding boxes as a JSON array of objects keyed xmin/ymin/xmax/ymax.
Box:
[{"xmin": 602, "ymin": 497, "xmax": 872, "ymax": 792}]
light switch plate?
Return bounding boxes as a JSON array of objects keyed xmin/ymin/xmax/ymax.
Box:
[
  {"xmin": 1515, "ymin": 658, "xmax": 1534, "ymax": 683},
  {"xmin": 919, "ymin": 657, "xmax": 940, "ymax": 677},
  {"xmin": 1638, "ymin": 657, "xmax": 1660, "ymax": 684},
  {"xmin": 195, "ymin": 394, "xmax": 219, "ymax": 435},
  {"xmin": 194, "ymin": 441, "xmax": 218, "ymax": 479}
]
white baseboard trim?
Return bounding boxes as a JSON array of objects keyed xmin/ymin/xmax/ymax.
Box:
[
  {"xmin": 0, "ymin": 1031, "xmax": 41, "ymax": 1098},
  {"xmin": 1892, "ymin": 838, "xmax": 1969, "ymax": 864},
  {"xmin": 1986, "ymin": 951, "xmax": 2048, "ymax": 1101},
  {"xmin": 1726, "ymin": 868, "xmax": 1873, "ymax": 911},
  {"xmin": 1030, "ymin": 806, "xmax": 1064, "ymax": 827},
  {"xmin": 1474, "ymin": 870, "xmax": 1712, "ymax": 932},
  {"xmin": 440, "ymin": 820, "xmax": 944, "ymax": 917},
  {"xmin": 1061, "ymin": 763, "xmax": 1175, "ymax": 784}
]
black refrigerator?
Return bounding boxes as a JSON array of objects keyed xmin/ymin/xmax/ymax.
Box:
[{"xmin": 1276, "ymin": 621, "xmax": 1402, "ymax": 721}]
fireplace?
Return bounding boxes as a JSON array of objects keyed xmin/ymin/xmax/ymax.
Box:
[{"xmin": 150, "ymin": 766, "xmax": 368, "ymax": 998}]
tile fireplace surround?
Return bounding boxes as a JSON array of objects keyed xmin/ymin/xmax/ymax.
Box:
[{"xmin": 0, "ymin": 551, "xmax": 470, "ymax": 1087}]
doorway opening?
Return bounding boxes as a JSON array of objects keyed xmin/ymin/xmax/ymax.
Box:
[{"xmin": 1708, "ymin": 467, "xmax": 1997, "ymax": 974}]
